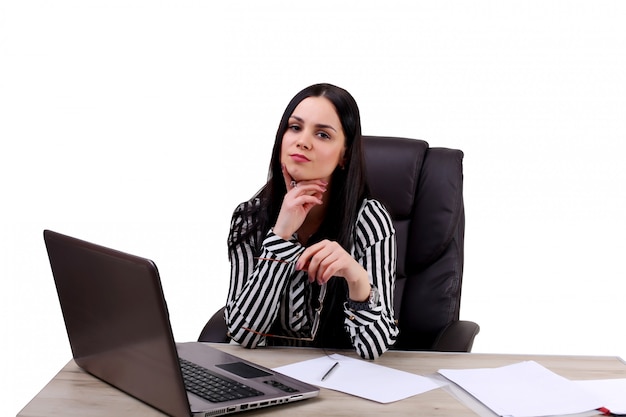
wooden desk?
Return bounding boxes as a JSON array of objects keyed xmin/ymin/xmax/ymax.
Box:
[{"xmin": 18, "ymin": 344, "xmax": 626, "ymax": 417}]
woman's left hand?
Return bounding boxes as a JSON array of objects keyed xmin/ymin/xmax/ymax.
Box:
[{"xmin": 296, "ymin": 240, "xmax": 371, "ymax": 301}]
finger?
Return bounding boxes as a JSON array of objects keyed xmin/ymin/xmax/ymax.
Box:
[
  {"xmin": 295, "ymin": 179, "xmax": 328, "ymax": 190},
  {"xmin": 290, "ymin": 194, "xmax": 324, "ymax": 210},
  {"xmin": 311, "ymin": 241, "xmax": 351, "ymax": 283},
  {"xmin": 316, "ymin": 252, "xmax": 344, "ymax": 284},
  {"xmin": 281, "ymin": 163, "xmax": 296, "ymax": 190},
  {"xmin": 298, "ymin": 245, "xmax": 321, "ymax": 282},
  {"xmin": 296, "ymin": 247, "xmax": 314, "ymax": 271},
  {"xmin": 308, "ymin": 255, "xmax": 323, "ymax": 283},
  {"xmin": 305, "ymin": 244, "xmax": 334, "ymax": 283},
  {"xmin": 289, "ymin": 183, "xmax": 326, "ymax": 202}
]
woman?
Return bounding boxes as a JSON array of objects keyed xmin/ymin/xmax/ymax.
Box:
[{"xmin": 225, "ymin": 83, "xmax": 398, "ymax": 359}]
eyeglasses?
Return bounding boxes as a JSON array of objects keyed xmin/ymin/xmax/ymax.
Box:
[
  {"xmin": 254, "ymin": 257, "xmax": 294, "ymax": 265},
  {"xmin": 254, "ymin": 257, "xmax": 313, "ymax": 269},
  {"xmin": 242, "ymin": 327, "xmax": 316, "ymax": 342},
  {"xmin": 245, "ymin": 258, "xmax": 326, "ymax": 342},
  {"xmin": 242, "ymin": 293, "xmax": 324, "ymax": 342}
]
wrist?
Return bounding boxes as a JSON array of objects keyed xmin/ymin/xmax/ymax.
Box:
[
  {"xmin": 270, "ymin": 226, "xmax": 293, "ymax": 241},
  {"xmin": 346, "ymin": 268, "xmax": 370, "ymax": 301}
]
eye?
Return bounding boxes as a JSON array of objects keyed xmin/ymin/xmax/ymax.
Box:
[
  {"xmin": 316, "ymin": 131, "xmax": 331, "ymax": 140},
  {"xmin": 288, "ymin": 124, "xmax": 301, "ymax": 132}
]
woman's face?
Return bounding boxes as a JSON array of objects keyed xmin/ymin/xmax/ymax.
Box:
[{"xmin": 281, "ymin": 96, "xmax": 347, "ymax": 184}]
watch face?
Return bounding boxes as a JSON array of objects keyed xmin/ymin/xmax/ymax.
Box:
[{"xmin": 369, "ymin": 286, "xmax": 380, "ymax": 306}]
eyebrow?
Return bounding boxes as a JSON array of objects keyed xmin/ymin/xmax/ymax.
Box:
[{"xmin": 289, "ymin": 115, "xmax": 338, "ymax": 133}]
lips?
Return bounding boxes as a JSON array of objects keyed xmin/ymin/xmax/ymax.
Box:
[{"xmin": 290, "ymin": 153, "xmax": 310, "ymax": 162}]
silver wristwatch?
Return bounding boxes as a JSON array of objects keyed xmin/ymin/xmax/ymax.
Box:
[{"xmin": 347, "ymin": 286, "xmax": 380, "ymax": 311}]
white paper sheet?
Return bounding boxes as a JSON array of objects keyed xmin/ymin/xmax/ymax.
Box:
[
  {"xmin": 273, "ymin": 353, "xmax": 442, "ymax": 403},
  {"xmin": 438, "ymin": 361, "xmax": 604, "ymax": 417},
  {"xmin": 574, "ymin": 378, "xmax": 626, "ymax": 415}
]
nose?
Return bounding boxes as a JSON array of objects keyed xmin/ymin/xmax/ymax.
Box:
[{"xmin": 296, "ymin": 134, "xmax": 311, "ymax": 150}]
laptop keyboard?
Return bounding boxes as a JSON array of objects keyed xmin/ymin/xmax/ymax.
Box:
[{"xmin": 179, "ymin": 358, "xmax": 264, "ymax": 403}]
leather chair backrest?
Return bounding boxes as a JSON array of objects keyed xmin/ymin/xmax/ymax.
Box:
[{"xmin": 362, "ymin": 136, "xmax": 465, "ymax": 349}]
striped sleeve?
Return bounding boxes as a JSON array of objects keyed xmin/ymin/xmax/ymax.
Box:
[
  {"xmin": 224, "ymin": 203, "xmax": 305, "ymax": 348},
  {"xmin": 344, "ymin": 199, "xmax": 399, "ymax": 359}
]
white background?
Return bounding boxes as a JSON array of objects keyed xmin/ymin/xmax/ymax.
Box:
[{"xmin": 2, "ymin": 1, "xmax": 625, "ymax": 415}]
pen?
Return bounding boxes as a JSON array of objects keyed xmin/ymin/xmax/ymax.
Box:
[{"xmin": 321, "ymin": 361, "xmax": 339, "ymax": 381}]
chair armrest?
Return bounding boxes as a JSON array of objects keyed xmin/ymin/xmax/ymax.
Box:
[
  {"xmin": 432, "ymin": 320, "xmax": 480, "ymax": 352},
  {"xmin": 198, "ymin": 306, "xmax": 230, "ymax": 343}
]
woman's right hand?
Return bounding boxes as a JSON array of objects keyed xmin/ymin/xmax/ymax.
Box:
[{"xmin": 272, "ymin": 164, "xmax": 327, "ymax": 240}]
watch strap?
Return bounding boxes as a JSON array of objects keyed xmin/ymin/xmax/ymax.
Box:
[{"xmin": 346, "ymin": 286, "xmax": 379, "ymax": 311}]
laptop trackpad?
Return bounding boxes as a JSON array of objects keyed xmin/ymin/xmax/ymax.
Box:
[{"xmin": 216, "ymin": 362, "xmax": 272, "ymax": 379}]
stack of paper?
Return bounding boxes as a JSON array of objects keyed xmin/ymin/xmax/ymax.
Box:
[
  {"xmin": 438, "ymin": 361, "xmax": 616, "ymax": 417},
  {"xmin": 574, "ymin": 378, "xmax": 626, "ymax": 416}
]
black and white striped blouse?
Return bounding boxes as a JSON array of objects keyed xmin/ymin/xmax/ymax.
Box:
[{"xmin": 224, "ymin": 198, "xmax": 399, "ymax": 359}]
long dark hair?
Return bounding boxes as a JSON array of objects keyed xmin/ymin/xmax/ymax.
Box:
[{"xmin": 229, "ymin": 83, "xmax": 369, "ymax": 252}]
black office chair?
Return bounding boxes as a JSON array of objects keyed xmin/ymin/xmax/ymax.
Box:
[{"xmin": 199, "ymin": 136, "xmax": 479, "ymax": 352}]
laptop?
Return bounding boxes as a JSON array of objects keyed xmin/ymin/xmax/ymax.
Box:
[{"xmin": 43, "ymin": 229, "xmax": 319, "ymax": 417}]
